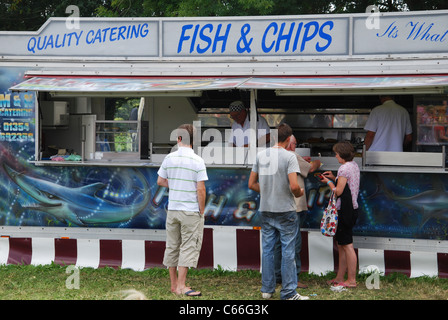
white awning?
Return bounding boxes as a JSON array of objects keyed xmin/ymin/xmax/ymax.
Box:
[
  {"xmin": 10, "ymin": 75, "xmax": 448, "ymax": 96},
  {"xmin": 9, "ymin": 76, "xmax": 251, "ymax": 97},
  {"xmin": 242, "ymin": 75, "xmax": 448, "ymax": 95}
]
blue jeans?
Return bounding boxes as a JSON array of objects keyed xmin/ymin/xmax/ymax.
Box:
[
  {"xmin": 260, "ymin": 211, "xmax": 298, "ymax": 300},
  {"xmin": 274, "ymin": 211, "xmax": 304, "ymax": 283}
]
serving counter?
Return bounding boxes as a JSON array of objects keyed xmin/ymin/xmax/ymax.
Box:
[{"xmin": 29, "ymin": 147, "xmax": 447, "ymax": 179}]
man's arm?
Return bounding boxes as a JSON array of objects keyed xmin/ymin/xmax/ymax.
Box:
[
  {"xmin": 197, "ymin": 181, "xmax": 206, "ymax": 215},
  {"xmin": 248, "ymin": 171, "xmax": 260, "ymax": 193},
  {"xmin": 364, "ymin": 131, "xmax": 376, "ymax": 151},
  {"xmin": 288, "ymin": 172, "xmax": 304, "ymax": 198},
  {"xmin": 157, "ymin": 176, "xmax": 169, "ymax": 188},
  {"xmin": 309, "ymin": 159, "xmax": 321, "ymax": 173}
]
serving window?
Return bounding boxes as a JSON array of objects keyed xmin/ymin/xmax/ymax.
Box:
[
  {"xmin": 37, "ymin": 95, "xmax": 147, "ymax": 164},
  {"xmin": 194, "ymin": 91, "xmax": 393, "ymax": 157},
  {"xmin": 10, "ymin": 75, "xmax": 448, "ymax": 168}
]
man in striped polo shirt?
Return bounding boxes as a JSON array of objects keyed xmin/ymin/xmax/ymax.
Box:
[{"xmin": 157, "ymin": 124, "xmax": 208, "ymax": 297}]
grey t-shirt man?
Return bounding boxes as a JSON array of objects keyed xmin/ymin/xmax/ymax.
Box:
[{"xmin": 251, "ymin": 147, "xmax": 301, "ymax": 212}]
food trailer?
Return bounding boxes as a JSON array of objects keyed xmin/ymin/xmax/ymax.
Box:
[{"xmin": 0, "ymin": 10, "xmax": 447, "ymax": 277}]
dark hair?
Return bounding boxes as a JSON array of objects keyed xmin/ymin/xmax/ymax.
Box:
[
  {"xmin": 177, "ymin": 124, "xmax": 194, "ymax": 146},
  {"xmin": 333, "ymin": 141, "xmax": 355, "ymax": 161},
  {"xmin": 277, "ymin": 123, "xmax": 293, "ymax": 143}
]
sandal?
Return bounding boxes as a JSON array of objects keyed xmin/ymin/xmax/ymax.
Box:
[
  {"xmin": 183, "ymin": 288, "xmax": 202, "ymax": 297},
  {"xmin": 336, "ymin": 282, "xmax": 357, "ymax": 288}
]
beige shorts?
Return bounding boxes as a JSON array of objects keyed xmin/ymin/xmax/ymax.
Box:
[{"xmin": 163, "ymin": 210, "xmax": 204, "ymax": 268}]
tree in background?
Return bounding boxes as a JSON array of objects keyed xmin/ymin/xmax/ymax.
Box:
[
  {"xmin": 95, "ymin": 0, "xmax": 276, "ymax": 17},
  {"xmin": 404, "ymin": 0, "xmax": 448, "ymax": 10},
  {"xmin": 332, "ymin": 0, "xmax": 448, "ymax": 12},
  {"xmin": 2, "ymin": 0, "xmax": 448, "ymax": 31},
  {"xmin": 97, "ymin": 0, "xmax": 448, "ymax": 17},
  {"xmin": 0, "ymin": 0, "xmax": 112, "ymax": 30}
]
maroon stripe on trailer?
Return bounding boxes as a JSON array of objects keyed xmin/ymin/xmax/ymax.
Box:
[
  {"xmin": 7, "ymin": 238, "xmax": 32, "ymax": 265},
  {"xmin": 437, "ymin": 253, "xmax": 448, "ymax": 278},
  {"xmin": 299, "ymin": 231, "xmax": 309, "ymax": 273},
  {"xmin": 99, "ymin": 239, "xmax": 122, "ymax": 269},
  {"xmin": 144, "ymin": 241, "xmax": 165, "ymax": 269},
  {"xmin": 236, "ymin": 229, "xmax": 260, "ymax": 270},
  {"xmin": 384, "ymin": 250, "xmax": 411, "ymax": 277},
  {"xmin": 197, "ymin": 227, "xmax": 213, "ymax": 269},
  {"xmin": 54, "ymin": 238, "xmax": 77, "ymax": 266}
]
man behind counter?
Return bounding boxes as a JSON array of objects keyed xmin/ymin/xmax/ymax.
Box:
[
  {"xmin": 228, "ymin": 100, "xmax": 271, "ymax": 147},
  {"xmin": 364, "ymin": 95, "xmax": 413, "ymax": 152}
]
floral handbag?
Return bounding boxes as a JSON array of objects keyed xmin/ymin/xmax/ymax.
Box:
[{"xmin": 320, "ymin": 191, "xmax": 338, "ymax": 237}]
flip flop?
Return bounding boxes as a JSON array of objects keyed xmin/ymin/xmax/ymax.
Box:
[
  {"xmin": 183, "ymin": 289, "xmax": 202, "ymax": 297},
  {"xmin": 326, "ymin": 279, "xmax": 339, "ymax": 285},
  {"xmin": 336, "ymin": 282, "xmax": 357, "ymax": 288}
]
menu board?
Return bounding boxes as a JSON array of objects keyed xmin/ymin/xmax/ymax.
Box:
[{"xmin": 416, "ymin": 96, "xmax": 448, "ymax": 145}]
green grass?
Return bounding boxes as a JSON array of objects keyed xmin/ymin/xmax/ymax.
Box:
[{"xmin": 0, "ymin": 263, "xmax": 446, "ymax": 300}]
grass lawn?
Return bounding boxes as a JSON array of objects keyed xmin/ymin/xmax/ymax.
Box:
[{"xmin": 0, "ymin": 263, "xmax": 446, "ymax": 300}]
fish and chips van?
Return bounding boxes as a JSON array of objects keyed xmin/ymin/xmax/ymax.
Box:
[{"xmin": 0, "ymin": 10, "xmax": 447, "ymax": 277}]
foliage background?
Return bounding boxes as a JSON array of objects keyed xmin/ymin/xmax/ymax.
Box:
[{"xmin": 2, "ymin": 0, "xmax": 448, "ymax": 31}]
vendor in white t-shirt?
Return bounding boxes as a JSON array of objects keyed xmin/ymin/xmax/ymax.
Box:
[
  {"xmin": 364, "ymin": 95, "xmax": 412, "ymax": 152},
  {"xmin": 228, "ymin": 100, "xmax": 271, "ymax": 147}
]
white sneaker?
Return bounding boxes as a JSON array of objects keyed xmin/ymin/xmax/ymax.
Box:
[
  {"xmin": 287, "ymin": 293, "xmax": 310, "ymax": 300},
  {"xmin": 262, "ymin": 292, "xmax": 273, "ymax": 299}
]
